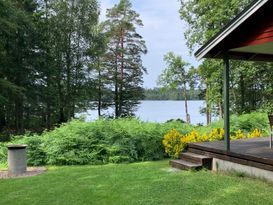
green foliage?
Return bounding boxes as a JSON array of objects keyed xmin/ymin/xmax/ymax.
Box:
[
  {"xmin": 198, "ymin": 112, "xmax": 268, "ymax": 136},
  {"xmin": 0, "ymin": 119, "xmax": 192, "ymax": 166},
  {"xmin": 24, "ymin": 137, "xmax": 47, "ymax": 166},
  {"xmin": 9, "ymin": 135, "xmax": 46, "ymax": 166},
  {"xmin": 179, "ymin": 0, "xmax": 273, "ymax": 123},
  {"xmin": 179, "ymin": 0, "xmax": 252, "ymax": 52},
  {"xmin": 158, "ymin": 52, "xmax": 190, "ymax": 88},
  {"xmin": 0, "ymin": 113, "xmax": 269, "ymax": 166},
  {"xmin": 0, "ymin": 0, "xmax": 104, "ymax": 134},
  {"xmin": 0, "ymin": 142, "xmax": 7, "ymax": 165},
  {"xmin": 158, "ymin": 52, "xmax": 196, "ymax": 123},
  {"xmin": 230, "ymin": 112, "xmax": 268, "ymax": 135}
]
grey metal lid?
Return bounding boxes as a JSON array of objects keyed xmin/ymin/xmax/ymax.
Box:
[{"xmin": 7, "ymin": 145, "xmax": 27, "ymax": 150}]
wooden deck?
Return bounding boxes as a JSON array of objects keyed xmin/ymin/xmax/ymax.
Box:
[{"xmin": 188, "ymin": 137, "xmax": 273, "ymax": 171}]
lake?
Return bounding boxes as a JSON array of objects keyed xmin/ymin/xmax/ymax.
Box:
[{"xmin": 79, "ymin": 100, "xmax": 208, "ymax": 125}]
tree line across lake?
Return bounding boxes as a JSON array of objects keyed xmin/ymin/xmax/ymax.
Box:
[{"xmin": 144, "ymin": 88, "xmax": 203, "ymax": 101}]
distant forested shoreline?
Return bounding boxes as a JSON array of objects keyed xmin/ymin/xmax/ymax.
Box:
[{"xmin": 144, "ymin": 88, "xmax": 204, "ymax": 101}]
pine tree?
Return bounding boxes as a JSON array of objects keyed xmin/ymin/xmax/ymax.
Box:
[{"xmin": 105, "ymin": 0, "xmax": 147, "ymax": 117}]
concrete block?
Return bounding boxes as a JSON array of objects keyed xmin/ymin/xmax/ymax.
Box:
[
  {"xmin": 213, "ymin": 158, "xmax": 273, "ymax": 182},
  {"xmin": 7, "ymin": 145, "xmax": 27, "ymax": 175}
]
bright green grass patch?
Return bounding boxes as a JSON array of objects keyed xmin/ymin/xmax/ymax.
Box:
[{"xmin": 0, "ymin": 160, "xmax": 273, "ymax": 205}]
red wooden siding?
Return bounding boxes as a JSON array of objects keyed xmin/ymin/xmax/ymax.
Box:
[
  {"xmin": 201, "ymin": 1, "xmax": 273, "ymax": 62},
  {"xmin": 238, "ymin": 19, "xmax": 273, "ymax": 47}
]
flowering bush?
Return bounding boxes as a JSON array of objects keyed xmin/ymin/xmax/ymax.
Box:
[
  {"xmin": 231, "ymin": 129, "xmax": 244, "ymax": 140},
  {"xmin": 230, "ymin": 128, "xmax": 262, "ymax": 140},
  {"xmin": 162, "ymin": 129, "xmax": 184, "ymax": 159},
  {"xmin": 248, "ymin": 128, "xmax": 262, "ymax": 138},
  {"xmin": 163, "ymin": 128, "xmax": 263, "ymax": 159}
]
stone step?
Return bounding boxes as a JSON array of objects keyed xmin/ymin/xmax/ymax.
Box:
[{"xmin": 170, "ymin": 159, "xmax": 202, "ymax": 171}]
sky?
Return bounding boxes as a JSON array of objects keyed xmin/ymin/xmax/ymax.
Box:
[{"xmin": 100, "ymin": 0, "xmax": 199, "ymax": 88}]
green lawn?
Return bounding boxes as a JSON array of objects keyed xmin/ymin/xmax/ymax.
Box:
[{"xmin": 0, "ymin": 160, "xmax": 273, "ymax": 205}]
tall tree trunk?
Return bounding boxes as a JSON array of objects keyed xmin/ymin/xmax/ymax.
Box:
[
  {"xmin": 0, "ymin": 107, "xmax": 6, "ymax": 131},
  {"xmin": 219, "ymin": 86, "xmax": 224, "ymax": 119},
  {"xmin": 219, "ymin": 101, "xmax": 224, "ymax": 119},
  {"xmin": 65, "ymin": 48, "xmax": 72, "ymax": 120},
  {"xmin": 114, "ymin": 53, "xmax": 119, "ymax": 117},
  {"xmin": 15, "ymin": 100, "xmax": 24, "ymax": 134},
  {"xmin": 45, "ymin": 58, "xmax": 52, "ymax": 128},
  {"xmin": 98, "ymin": 60, "xmax": 102, "ymax": 117},
  {"xmin": 57, "ymin": 63, "xmax": 66, "ymax": 123},
  {"xmin": 59, "ymin": 107, "xmax": 65, "ymax": 123},
  {"xmin": 205, "ymin": 80, "xmax": 211, "ymax": 125},
  {"xmin": 183, "ymin": 83, "xmax": 190, "ymax": 123},
  {"xmin": 240, "ymin": 72, "xmax": 245, "ymax": 113},
  {"xmin": 119, "ymin": 28, "xmax": 124, "ymax": 116},
  {"xmin": 45, "ymin": 0, "xmax": 51, "ymax": 129},
  {"xmin": 64, "ymin": 3, "xmax": 73, "ymax": 121},
  {"xmin": 206, "ymin": 103, "xmax": 211, "ymax": 125},
  {"xmin": 46, "ymin": 99, "xmax": 51, "ymax": 129}
]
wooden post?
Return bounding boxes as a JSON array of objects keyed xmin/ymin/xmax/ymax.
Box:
[{"xmin": 223, "ymin": 54, "xmax": 230, "ymax": 151}]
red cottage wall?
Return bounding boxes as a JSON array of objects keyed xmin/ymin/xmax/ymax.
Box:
[{"xmin": 240, "ymin": 16, "xmax": 273, "ymax": 47}]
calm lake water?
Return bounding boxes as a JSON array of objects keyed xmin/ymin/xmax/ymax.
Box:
[{"xmin": 79, "ymin": 100, "xmax": 207, "ymax": 125}]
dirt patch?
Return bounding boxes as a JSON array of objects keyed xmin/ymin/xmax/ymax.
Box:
[{"xmin": 0, "ymin": 167, "xmax": 47, "ymax": 179}]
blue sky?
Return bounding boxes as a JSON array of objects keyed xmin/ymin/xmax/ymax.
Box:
[{"xmin": 100, "ymin": 0, "xmax": 199, "ymax": 88}]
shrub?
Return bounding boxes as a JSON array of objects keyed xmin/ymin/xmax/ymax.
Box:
[
  {"xmin": 4, "ymin": 118, "xmax": 178, "ymax": 166},
  {"xmin": 0, "ymin": 143, "xmax": 7, "ymax": 165},
  {"xmin": 23, "ymin": 136, "xmax": 47, "ymax": 166},
  {"xmin": 4, "ymin": 135, "xmax": 47, "ymax": 166},
  {"xmin": 230, "ymin": 112, "xmax": 268, "ymax": 134},
  {"xmin": 42, "ymin": 121, "xmax": 110, "ymax": 165},
  {"xmin": 162, "ymin": 129, "xmax": 183, "ymax": 159},
  {"xmin": 163, "ymin": 127, "xmax": 263, "ymax": 159},
  {"xmin": 0, "ymin": 112, "xmax": 269, "ymax": 166}
]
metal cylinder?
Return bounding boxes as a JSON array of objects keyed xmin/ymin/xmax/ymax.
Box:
[{"xmin": 7, "ymin": 145, "xmax": 27, "ymax": 175}]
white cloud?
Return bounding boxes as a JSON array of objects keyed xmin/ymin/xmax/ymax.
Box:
[{"xmin": 99, "ymin": 0, "xmax": 199, "ymax": 88}]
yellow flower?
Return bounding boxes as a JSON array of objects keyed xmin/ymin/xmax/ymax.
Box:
[
  {"xmin": 162, "ymin": 129, "xmax": 183, "ymax": 159},
  {"xmin": 162, "ymin": 127, "xmax": 263, "ymax": 159},
  {"xmin": 248, "ymin": 128, "xmax": 262, "ymax": 138}
]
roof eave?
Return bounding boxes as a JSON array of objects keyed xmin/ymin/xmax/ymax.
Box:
[{"xmin": 194, "ymin": 0, "xmax": 269, "ymax": 60}]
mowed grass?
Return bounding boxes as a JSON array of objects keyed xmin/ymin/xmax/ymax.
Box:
[{"xmin": 1, "ymin": 160, "xmax": 273, "ymax": 205}]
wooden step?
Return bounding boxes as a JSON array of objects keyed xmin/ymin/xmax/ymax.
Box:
[
  {"xmin": 180, "ymin": 152, "xmax": 209, "ymax": 163},
  {"xmin": 170, "ymin": 159, "xmax": 202, "ymax": 170},
  {"xmin": 188, "ymin": 147, "xmax": 209, "ymax": 156},
  {"xmin": 180, "ymin": 152, "xmax": 212, "ymax": 170}
]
